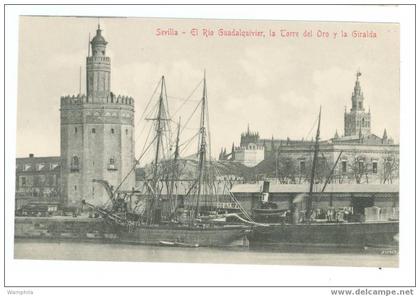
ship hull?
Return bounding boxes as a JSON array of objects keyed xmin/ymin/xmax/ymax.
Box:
[
  {"xmin": 248, "ymin": 221, "xmax": 399, "ymax": 249},
  {"xmin": 117, "ymin": 224, "xmax": 250, "ymax": 248}
]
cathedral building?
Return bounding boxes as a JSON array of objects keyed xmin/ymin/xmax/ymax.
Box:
[
  {"xmin": 60, "ymin": 25, "xmax": 136, "ymax": 205},
  {"xmin": 220, "ymin": 71, "xmax": 399, "ymax": 184},
  {"xmin": 220, "ymin": 125, "xmax": 265, "ymax": 167}
]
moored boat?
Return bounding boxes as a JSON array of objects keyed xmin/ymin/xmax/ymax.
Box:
[
  {"xmin": 249, "ymin": 221, "xmax": 398, "ymax": 249},
  {"xmin": 246, "ymin": 108, "xmax": 399, "ymax": 249}
]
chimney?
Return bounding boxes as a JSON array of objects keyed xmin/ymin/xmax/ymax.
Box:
[
  {"xmin": 262, "ymin": 180, "xmax": 270, "ymax": 193},
  {"xmin": 261, "ymin": 181, "xmax": 270, "ymax": 203}
]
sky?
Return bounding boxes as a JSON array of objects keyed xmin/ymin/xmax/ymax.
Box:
[{"xmin": 16, "ymin": 16, "xmax": 400, "ymax": 159}]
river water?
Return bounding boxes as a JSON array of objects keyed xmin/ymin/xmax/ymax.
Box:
[{"xmin": 14, "ymin": 239, "xmax": 398, "ymax": 267}]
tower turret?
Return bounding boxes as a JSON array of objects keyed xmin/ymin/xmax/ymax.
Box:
[
  {"xmin": 91, "ymin": 25, "xmax": 108, "ymax": 56},
  {"xmin": 231, "ymin": 142, "xmax": 235, "ymax": 160},
  {"xmin": 351, "ymin": 71, "xmax": 364, "ymax": 111},
  {"xmin": 382, "ymin": 129, "xmax": 388, "ymax": 144},
  {"xmin": 86, "ymin": 25, "xmax": 111, "ymax": 102}
]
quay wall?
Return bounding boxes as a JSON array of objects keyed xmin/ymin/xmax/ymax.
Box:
[{"xmin": 14, "ymin": 216, "xmax": 118, "ymax": 241}]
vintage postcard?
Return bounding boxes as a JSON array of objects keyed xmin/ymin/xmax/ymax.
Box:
[{"xmin": 13, "ymin": 15, "xmax": 401, "ymax": 268}]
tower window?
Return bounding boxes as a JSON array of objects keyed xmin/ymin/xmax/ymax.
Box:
[
  {"xmin": 70, "ymin": 156, "xmax": 80, "ymax": 172},
  {"xmin": 108, "ymin": 158, "xmax": 117, "ymax": 170},
  {"xmin": 92, "ymin": 128, "xmax": 96, "ymax": 134},
  {"xmin": 111, "ymin": 128, "xmax": 114, "ymax": 134},
  {"xmin": 74, "ymin": 185, "xmax": 77, "ymax": 191},
  {"xmin": 75, "ymin": 127, "xmax": 78, "ymax": 133},
  {"xmin": 125, "ymin": 129, "xmax": 128, "ymax": 135}
]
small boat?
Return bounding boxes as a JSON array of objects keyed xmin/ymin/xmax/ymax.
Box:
[
  {"xmin": 159, "ymin": 240, "xmax": 200, "ymax": 248},
  {"xmin": 86, "ymin": 231, "xmax": 101, "ymax": 239}
]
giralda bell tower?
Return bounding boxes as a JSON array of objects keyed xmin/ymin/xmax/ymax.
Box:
[
  {"xmin": 344, "ymin": 71, "xmax": 371, "ymax": 137},
  {"xmin": 60, "ymin": 25, "xmax": 136, "ymax": 206}
]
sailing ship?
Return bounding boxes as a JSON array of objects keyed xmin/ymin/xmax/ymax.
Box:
[
  {"xmin": 83, "ymin": 74, "xmax": 250, "ymax": 248},
  {"xmin": 246, "ymin": 108, "xmax": 399, "ymax": 249}
]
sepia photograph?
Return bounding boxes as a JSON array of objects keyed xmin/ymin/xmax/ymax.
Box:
[
  {"xmin": 13, "ymin": 15, "xmax": 400, "ymax": 266},
  {"xmin": 3, "ymin": 3, "xmax": 416, "ymax": 292}
]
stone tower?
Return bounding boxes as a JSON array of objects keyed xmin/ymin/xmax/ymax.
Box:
[
  {"xmin": 344, "ymin": 71, "xmax": 371, "ymax": 137},
  {"xmin": 60, "ymin": 25, "xmax": 135, "ymax": 206}
]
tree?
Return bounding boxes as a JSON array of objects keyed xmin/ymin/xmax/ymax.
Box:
[
  {"xmin": 301, "ymin": 155, "xmax": 334, "ymax": 185},
  {"xmin": 380, "ymin": 154, "xmax": 399, "ymax": 184},
  {"xmin": 349, "ymin": 154, "xmax": 370, "ymax": 184},
  {"xmin": 277, "ymin": 156, "xmax": 298, "ymax": 184}
]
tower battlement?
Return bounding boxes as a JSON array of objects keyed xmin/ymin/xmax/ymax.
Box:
[
  {"xmin": 60, "ymin": 94, "xmax": 134, "ymax": 106},
  {"xmin": 234, "ymin": 145, "xmax": 264, "ymax": 152},
  {"xmin": 87, "ymin": 56, "xmax": 110, "ymax": 63}
]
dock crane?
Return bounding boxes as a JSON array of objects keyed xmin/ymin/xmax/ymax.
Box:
[{"xmin": 91, "ymin": 179, "xmax": 144, "ymax": 217}]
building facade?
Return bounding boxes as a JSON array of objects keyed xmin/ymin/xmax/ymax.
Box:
[
  {"xmin": 273, "ymin": 140, "xmax": 399, "ymax": 184},
  {"xmin": 60, "ymin": 25, "xmax": 136, "ymax": 206},
  {"xmin": 230, "ymin": 126, "xmax": 265, "ymax": 167},
  {"xmin": 15, "ymin": 154, "xmax": 61, "ymax": 209}
]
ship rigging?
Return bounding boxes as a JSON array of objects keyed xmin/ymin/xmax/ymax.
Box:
[{"xmin": 82, "ymin": 73, "xmax": 254, "ymax": 247}]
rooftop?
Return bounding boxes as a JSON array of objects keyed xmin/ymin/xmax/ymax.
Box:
[{"xmin": 231, "ymin": 182, "xmax": 399, "ymax": 194}]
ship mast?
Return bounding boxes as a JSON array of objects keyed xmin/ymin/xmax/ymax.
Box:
[
  {"xmin": 148, "ymin": 76, "xmax": 166, "ymax": 224},
  {"xmin": 194, "ymin": 73, "xmax": 207, "ymax": 219},
  {"xmin": 306, "ymin": 107, "xmax": 321, "ymax": 221},
  {"xmin": 153, "ymin": 76, "xmax": 165, "ymax": 185},
  {"xmin": 169, "ymin": 117, "xmax": 181, "ymax": 214}
]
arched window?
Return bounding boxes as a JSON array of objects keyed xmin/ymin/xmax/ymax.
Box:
[
  {"xmin": 71, "ymin": 156, "xmax": 80, "ymax": 172},
  {"xmin": 108, "ymin": 157, "xmax": 117, "ymax": 170},
  {"xmin": 111, "ymin": 128, "xmax": 115, "ymax": 134},
  {"xmin": 92, "ymin": 128, "xmax": 96, "ymax": 134}
]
